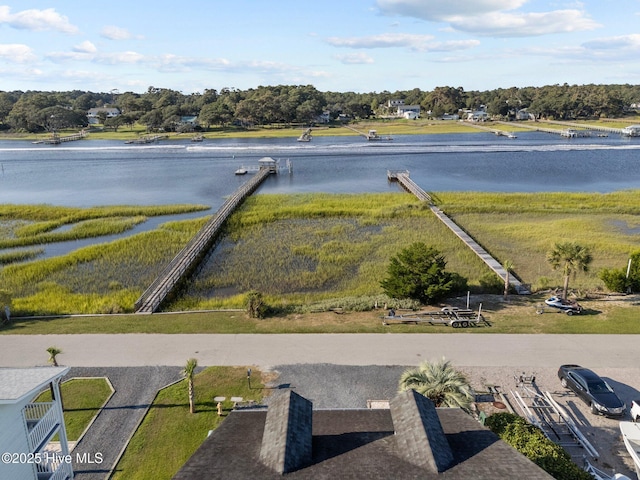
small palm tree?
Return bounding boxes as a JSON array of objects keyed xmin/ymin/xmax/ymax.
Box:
[
  {"xmin": 503, "ymin": 260, "xmax": 514, "ymax": 299},
  {"xmin": 46, "ymin": 346, "xmax": 62, "ymax": 366},
  {"xmin": 546, "ymin": 242, "xmax": 592, "ymax": 299},
  {"xmin": 398, "ymin": 358, "xmax": 474, "ymax": 411},
  {"xmin": 183, "ymin": 358, "xmax": 198, "ymax": 414}
]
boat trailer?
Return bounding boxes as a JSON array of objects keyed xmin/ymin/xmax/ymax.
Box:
[{"xmin": 382, "ymin": 305, "xmax": 490, "ymax": 328}]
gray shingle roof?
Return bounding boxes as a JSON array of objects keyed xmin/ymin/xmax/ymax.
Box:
[{"xmin": 173, "ymin": 391, "xmax": 554, "ymax": 480}]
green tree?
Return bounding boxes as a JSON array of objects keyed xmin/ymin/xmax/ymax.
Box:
[
  {"xmin": 183, "ymin": 358, "xmax": 198, "ymax": 414},
  {"xmin": 46, "ymin": 346, "xmax": 63, "ymax": 366},
  {"xmin": 546, "ymin": 242, "xmax": 592, "ymax": 299},
  {"xmin": 398, "ymin": 358, "xmax": 474, "ymax": 411},
  {"xmin": 245, "ymin": 291, "xmax": 266, "ymax": 318},
  {"xmin": 380, "ymin": 242, "xmax": 465, "ymax": 304}
]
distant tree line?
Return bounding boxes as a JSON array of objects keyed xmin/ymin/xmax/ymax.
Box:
[{"xmin": 1, "ymin": 83, "xmax": 639, "ymax": 133}]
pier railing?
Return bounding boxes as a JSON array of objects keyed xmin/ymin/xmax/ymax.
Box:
[
  {"xmin": 135, "ymin": 167, "xmax": 273, "ymax": 313},
  {"xmin": 388, "ymin": 171, "xmax": 530, "ymax": 294}
]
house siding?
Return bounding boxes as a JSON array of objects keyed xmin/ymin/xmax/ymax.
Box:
[{"xmin": 0, "ymin": 403, "xmax": 37, "ymax": 479}]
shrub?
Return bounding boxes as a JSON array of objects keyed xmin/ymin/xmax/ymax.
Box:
[{"xmin": 485, "ymin": 413, "xmax": 593, "ymax": 480}]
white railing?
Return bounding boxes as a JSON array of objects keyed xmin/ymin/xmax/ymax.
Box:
[
  {"xmin": 36, "ymin": 459, "xmax": 73, "ymax": 480},
  {"xmin": 24, "ymin": 402, "xmax": 60, "ymax": 452}
]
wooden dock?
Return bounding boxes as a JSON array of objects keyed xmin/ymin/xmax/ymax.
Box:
[
  {"xmin": 135, "ymin": 165, "xmax": 275, "ymax": 313},
  {"xmin": 463, "ymin": 122, "xmax": 516, "ymax": 138},
  {"xmin": 42, "ymin": 130, "xmax": 87, "ymax": 144},
  {"xmin": 388, "ymin": 170, "xmax": 530, "ymax": 294}
]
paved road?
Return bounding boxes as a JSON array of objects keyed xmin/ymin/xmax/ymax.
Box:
[{"xmin": 1, "ymin": 333, "xmax": 638, "ymax": 368}]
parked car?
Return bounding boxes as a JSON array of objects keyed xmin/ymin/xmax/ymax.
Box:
[
  {"xmin": 558, "ymin": 364, "xmax": 625, "ymax": 416},
  {"xmin": 631, "ymin": 399, "xmax": 640, "ymax": 422},
  {"xmin": 545, "ymin": 296, "xmax": 582, "ymax": 315}
]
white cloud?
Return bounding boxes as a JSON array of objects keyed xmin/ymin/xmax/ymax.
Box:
[
  {"xmin": 326, "ymin": 33, "xmax": 479, "ymax": 52},
  {"xmin": 335, "ymin": 53, "xmax": 375, "ymax": 64},
  {"xmin": 449, "ymin": 10, "xmax": 600, "ymax": 36},
  {"xmin": 0, "ymin": 6, "xmax": 78, "ymax": 34},
  {"xmin": 582, "ymin": 33, "xmax": 640, "ymax": 50},
  {"xmin": 73, "ymin": 41, "xmax": 97, "ymax": 54},
  {"xmin": 376, "ymin": 0, "xmax": 599, "ymax": 37},
  {"xmin": 0, "ymin": 43, "xmax": 37, "ymax": 63},
  {"xmin": 100, "ymin": 25, "xmax": 137, "ymax": 40},
  {"xmin": 376, "ymin": 0, "xmax": 527, "ymax": 22},
  {"xmin": 95, "ymin": 51, "xmax": 145, "ymax": 65}
]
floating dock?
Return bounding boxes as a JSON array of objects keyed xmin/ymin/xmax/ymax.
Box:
[
  {"xmin": 388, "ymin": 170, "xmax": 530, "ymax": 294},
  {"xmin": 134, "ymin": 159, "xmax": 281, "ymax": 313}
]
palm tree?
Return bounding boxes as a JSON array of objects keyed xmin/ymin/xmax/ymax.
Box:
[
  {"xmin": 546, "ymin": 242, "xmax": 592, "ymax": 299},
  {"xmin": 398, "ymin": 358, "xmax": 474, "ymax": 411},
  {"xmin": 183, "ymin": 358, "xmax": 198, "ymax": 414},
  {"xmin": 46, "ymin": 346, "xmax": 62, "ymax": 366},
  {"xmin": 503, "ymin": 260, "xmax": 514, "ymax": 300}
]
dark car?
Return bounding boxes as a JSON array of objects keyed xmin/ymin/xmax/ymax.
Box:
[
  {"xmin": 545, "ymin": 296, "xmax": 582, "ymax": 315},
  {"xmin": 558, "ymin": 364, "xmax": 625, "ymax": 416}
]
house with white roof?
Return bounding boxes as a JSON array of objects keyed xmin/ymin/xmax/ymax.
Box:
[
  {"xmin": 86, "ymin": 107, "xmax": 121, "ymax": 125},
  {"xmin": 0, "ymin": 367, "xmax": 73, "ymax": 480}
]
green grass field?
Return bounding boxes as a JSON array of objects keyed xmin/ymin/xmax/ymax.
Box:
[
  {"xmin": 35, "ymin": 377, "xmax": 112, "ymax": 441},
  {"xmin": 111, "ymin": 366, "xmax": 263, "ymax": 480}
]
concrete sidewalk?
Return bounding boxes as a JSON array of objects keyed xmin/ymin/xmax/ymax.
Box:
[{"xmin": 1, "ymin": 333, "xmax": 638, "ymax": 368}]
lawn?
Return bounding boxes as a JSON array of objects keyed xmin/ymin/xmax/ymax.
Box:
[
  {"xmin": 35, "ymin": 377, "xmax": 113, "ymax": 441},
  {"xmin": 111, "ymin": 366, "xmax": 263, "ymax": 480},
  {"xmin": 3, "ymin": 292, "xmax": 640, "ymax": 335}
]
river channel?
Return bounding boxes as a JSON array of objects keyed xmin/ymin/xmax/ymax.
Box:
[{"xmin": 1, "ymin": 131, "xmax": 639, "ymax": 258}]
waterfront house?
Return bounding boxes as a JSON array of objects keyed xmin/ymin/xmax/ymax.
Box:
[
  {"xmin": 86, "ymin": 107, "xmax": 120, "ymax": 125},
  {"xmin": 0, "ymin": 367, "xmax": 73, "ymax": 480}
]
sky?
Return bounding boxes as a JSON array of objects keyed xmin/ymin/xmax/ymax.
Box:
[{"xmin": 1, "ymin": 0, "xmax": 639, "ymax": 94}]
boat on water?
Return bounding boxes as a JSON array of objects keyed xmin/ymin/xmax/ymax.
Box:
[
  {"xmin": 367, "ymin": 129, "xmax": 393, "ymax": 141},
  {"xmin": 191, "ymin": 134, "xmax": 204, "ymax": 142},
  {"xmin": 620, "ymin": 421, "xmax": 640, "ymax": 478},
  {"xmin": 234, "ymin": 167, "xmax": 248, "ymax": 175},
  {"xmin": 297, "ymin": 128, "xmax": 312, "ymax": 142}
]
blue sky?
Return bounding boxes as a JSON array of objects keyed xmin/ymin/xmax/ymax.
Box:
[{"xmin": 1, "ymin": 0, "xmax": 639, "ymax": 94}]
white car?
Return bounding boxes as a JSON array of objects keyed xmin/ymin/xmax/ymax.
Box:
[{"xmin": 631, "ymin": 399, "xmax": 640, "ymax": 422}]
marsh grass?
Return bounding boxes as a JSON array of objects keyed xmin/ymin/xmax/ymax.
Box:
[
  {"xmin": 168, "ymin": 193, "xmax": 493, "ymax": 311},
  {"xmin": 1, "ymin": 216, "xmax": 208, "ymax": 315},
  {"xmin": 111, "ymin": 366, "xmax": 263, "ymax": 480},
  {"xmin": 0, "ymin": 248, "xmax": 43, "ymax": 264},
  {"xmin": 0, "ymin": 204, "xmax": 209, "ymax": 250},
  {"xmin": 4, "ymin": 191, "xmax": 640, "ymax": 316},
  {"xmin": 437, "ymin": 191, "xmax": 640, "ymax": 291}
]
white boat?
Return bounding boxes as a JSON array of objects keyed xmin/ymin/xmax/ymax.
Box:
[
  {"xmin": 234, "ymin": 167, "xmax": 247, "ymax": 175},
  {"xmin": 620, "ymin": 421, "xmax": 640, "ymax": 478},
  {"xmin": 297, "ymin": 128, "xmax": 312, "ymax": 142}
]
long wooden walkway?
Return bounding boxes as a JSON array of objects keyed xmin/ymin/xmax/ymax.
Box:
[
  {"xmin": 388, "ymin": 170, "xmax": 530, "ymax": 294},
  {"xmin": 135, "ymin": 167, "xmax": 274, "ymax": 313}
]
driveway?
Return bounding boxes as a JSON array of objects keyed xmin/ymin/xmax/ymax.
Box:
[{"xmin": 65, "ymin": 367, "xmax": 183, "ymax": 480}]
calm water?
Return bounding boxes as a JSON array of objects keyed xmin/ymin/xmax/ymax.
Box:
[
  {"xmin": 1, "ymin": 132, "xmax": 639, "ymax": 258},
  {"xmin": 2, "ymin": 131, "xmax": 640, "ymax": 209}
]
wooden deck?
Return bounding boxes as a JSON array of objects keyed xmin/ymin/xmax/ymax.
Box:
[
  {"xmin": 388, "ymin": 170, "xmax": 530, "ymax": 294},
  {"xmin": 134, "ymin": 167, "xmax": 274, "ymax": 313}
]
